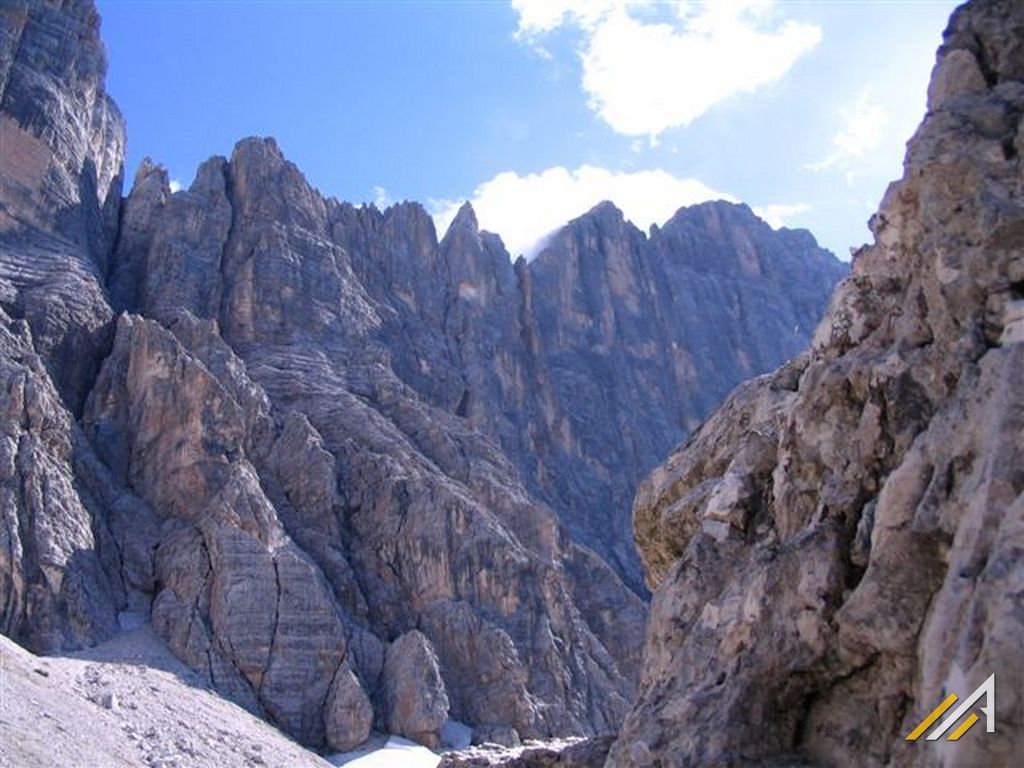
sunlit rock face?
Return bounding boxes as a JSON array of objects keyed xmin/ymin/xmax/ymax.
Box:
[
  {"xmin": 0, "ymin": 0, "xmax": 843, "ymax": 752},
  {"xmin": 611, "ymin": 1, "xmax": 1024, "ymax": 765}
]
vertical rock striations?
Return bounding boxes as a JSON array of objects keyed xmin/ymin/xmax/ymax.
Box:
[
  {"xmin": 370, "ymin": 195, "xmax": 844, "ymax": 593},
  {"xmin": 612, "ymin": 1, "xmax": 1024, "ymax": 765},
  {"xmin": 509, "ymin": 199, "xmax": 843, "ymax": 590}
]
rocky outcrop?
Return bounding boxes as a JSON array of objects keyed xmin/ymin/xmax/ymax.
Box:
[
  {"xmin": 441, "ymin": 735, "xmax": 615, "ymax": 768},
  {"xmin": 337, "ymin": 194, "xmax": 843, "ymax": 593},
  {"xmin": 611, "ymin": 1, "xmax": 1024, "ymax": 766},
  {"xmin": 507, "ymin": 199, "xmax": 844, "ymax": 590},
  {"xmin": 0, "ymin": 307, "xmax": 120, "ymax": 651},
  {"xmin": 89, "ymin": 140, "xmax": 646, "ymax": 746}
]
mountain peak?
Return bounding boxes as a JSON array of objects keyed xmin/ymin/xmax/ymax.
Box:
[
  {"xmin": 449, "ymin": 201, "xmax": 479, "ymax": 233},
  {"xmin": 582, "ymin": 199, "xmax": 625, "ymax": 223},
  {"xmin": 229, "ymin": 135, "xmax": 285, "ymax": 169}
]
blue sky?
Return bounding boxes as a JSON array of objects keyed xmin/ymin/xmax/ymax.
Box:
[{"xmin": 97, "ymin": 0, "xmax": 960, "ymax": 260}]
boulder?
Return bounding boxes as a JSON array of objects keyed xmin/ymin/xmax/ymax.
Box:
[{"xmin": 384, "ymin": 630, "xmax": 450, "ymax": 748}]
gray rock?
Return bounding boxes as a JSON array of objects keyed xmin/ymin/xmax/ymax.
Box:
[
  {"xmin": 323, "ymin": 663, "xmax": 374, "ymax": 751},
  {"xmin": 497, "ymin": 199, "xmax": 845, "ymax": 592},
  {"xmin": 384, "ymin": 630, "xmax": 450, "ymax": 748},
  {"xmin": 442, "ymin": 719, "xmax": 474, "ymax": 750},
  {"xmin": 0, "ymin": 307, "xmax": 119, "ymax": 652},
  {"xmin": 330, "ymin": 190, "xmax": 844, "ymax": 596},
  {"xmin": 106, "ymin": 159, "xmax": 170, "ymax": 313},
  {"xmin": 440, "ymin": 735, "xmax": 614, "ymax": 768},
  {"xmin": 99, "ymin": 134, "xmax": 645, "ymax": 743},
  {"xmin": 0, "ymin": 0, "xmax": 124, "ymax": 411},
  {"xmin": 84, "ymin": 314, "xmax": 362, "ymax": 746},
  {"xmin": 471, "ymin": 724, "xmax": 521, "ymax": 748},
  {"xmin": 0, "ymin": 0, "xmax": 134, "ymax": 653}
]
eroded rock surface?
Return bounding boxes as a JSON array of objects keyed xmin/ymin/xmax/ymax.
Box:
[
  {"xmin": 441, "ymin": 735, "xmax": 615, "ymax": 768},
  {"xmin": 515, "ymin": 200, "xmax": 843, "ymax": 589},
  {"xmin": 323, "ymin": 192, "xmax": 844, "ymax": 594},
  {"xmin": 611, "ymin": 1, "xmax": 1024, "ymax": 766},
  {"xmin": 0, "ymin": 0, "xmax": 123, "ymax": 410}
]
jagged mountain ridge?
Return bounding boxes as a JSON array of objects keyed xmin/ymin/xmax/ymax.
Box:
[
  {"xmin": 309, "ymin": 188, "xmax": 842, "ymax": 592},
  {"xmin": 609, "ymin": 0, "xmax": 1024, "ymax": 765},
  {"xmin": 0, "ymin": 0, "xmax": 842, "ymax": 753},
  {"xmin": 105, "ymin": 142, "xmax": 844, "ymax": 599}
]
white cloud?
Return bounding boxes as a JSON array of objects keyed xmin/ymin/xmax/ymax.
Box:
[
  {"xmin": 169, "ymin": 179, "xmax": 183, "ymax": 193},
  {"xmin": 752, "ymin": 202, "xmax": 810, "ymax": 229},
  {"xmin": 372, "ymin": 185, "xmax": 392, "ymax": 208},
  {"xmin": 806, "ymin": 91, "xmax": 887, "ymax": 178},
  {"xmin": 513, "ymin": 0, "xmax": 613, "ymax": 37},
  {"xmin": 430, "ymin": 165, "xmax": 733, "ymax": 260},
  {"xmin": 512, "ymin": 0, "xmax": 821, "ymax": 138}
]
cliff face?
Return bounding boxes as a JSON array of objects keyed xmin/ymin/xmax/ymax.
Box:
[
  {"xmin": 1, "ymin": 0, "xmax": 125, "ymax": 654},
  {"xmin": 338, "ymin": 196, "xmax": 843, "ymax": 593},
  {"xmin": 612, "ymin": 1, "xmax": 1024, "ymax": 765},
  {"xmin": 0, "ymin": 0, "xmax": 123, "ymax": 412},
  {"xmin": 0, "ymin": 0, "xmax": 843, "ymax": 753},
  {"xmin": 515, "ymin": 201, "xmax": 843, "ymax": 590},
  {"xmin": 95, "ymin": 137, "xmax": 661, "ymax": 748}
]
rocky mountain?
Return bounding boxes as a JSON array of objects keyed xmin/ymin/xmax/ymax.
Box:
[
  {"xmin": 609, "ymin": 0, "xmax": 1024, "ymax": 765},
  {"xmin": 0, "ymin": 0, "xmax": 841, "ymax": 754},
  {"xmin": 302, "ymin": 192, "xmax": 843, "ymax": 594},
  {"xmin": 413, "ymin": 198, "xmax": 842, "ymax": 593}
]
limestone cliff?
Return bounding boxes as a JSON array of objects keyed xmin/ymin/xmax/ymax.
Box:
[
  {"xmin": 509, "ymin": 200, "xmax": 843, "ymax": 591},
  {"xmin": 611, "ymin": 1, "xmax": 1024, "ymax": 765}
]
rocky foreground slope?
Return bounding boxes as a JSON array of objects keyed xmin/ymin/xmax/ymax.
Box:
[
  {"xmin": 0, "ymin": 0, "xmax": 841, "ymax": 754},
  {"xmin": 610, "ymin": 0, "xmax": 1024, "ymax": 765},
  {"xmin": 0, "ymin": 627, "xmax": 333, "ymax": 768}
]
